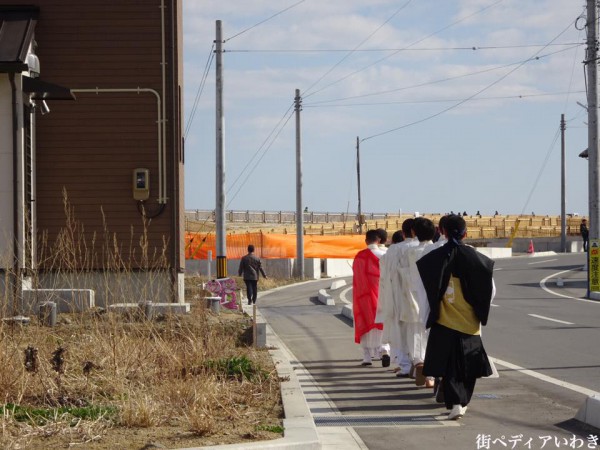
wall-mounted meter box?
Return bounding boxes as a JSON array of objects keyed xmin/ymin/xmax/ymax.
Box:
[{"xmin": 133, "ymin": 168, "xmax": 150, "ymax": 200}]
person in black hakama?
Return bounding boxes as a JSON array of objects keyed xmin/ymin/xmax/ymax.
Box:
[{"xmin": 416, "ymin": 214, "xmax": 495, "ymax": 420}]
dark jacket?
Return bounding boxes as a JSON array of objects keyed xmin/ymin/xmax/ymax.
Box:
[
  {"xmin": 238, "ymin": 253, "xmax": 267, "ymax": 281},
  {"xmin": 581, "ymin": 223, "xmax": 589, "ymax": 239},
  {"xmin": 417, "ymin": 241, "xmax": 494, "ymax": 329}
]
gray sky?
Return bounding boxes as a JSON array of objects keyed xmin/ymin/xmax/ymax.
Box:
[{"xmin": 183, "ymin": 0, "xmax": 589, "ymax": 216}]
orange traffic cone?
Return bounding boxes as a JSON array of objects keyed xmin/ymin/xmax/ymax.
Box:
[{"xmin": 527, "ymin": 240, "xmax": 535, "ymax": 254}]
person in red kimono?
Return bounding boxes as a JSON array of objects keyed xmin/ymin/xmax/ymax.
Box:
[{"xmin": 353, "ymin": 229, "xmax": 386, "ymax": 366}]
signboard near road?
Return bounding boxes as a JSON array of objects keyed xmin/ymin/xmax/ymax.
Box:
[{"xmin": 589, "ymin": 240, "xmax": 600, "ymax": 292}]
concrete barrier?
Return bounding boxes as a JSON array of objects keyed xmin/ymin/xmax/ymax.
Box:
[
  {"xmin": 576, "ymin": 394, "xmax": 600, "ymax": 429},
  {"xmin": 342, "ymin": 304, "xmax": 354, "ymax": 321},
  {"xmin": 317, "ymin": 289, "xmax": 335, "ymax": 306},
  {"xmin": 23, "ymin": 289, "xmax": 95, "ymax": 313},
  {"xmin": 324, "ymin": 258, "xmax": 353, "ymax": 278},
  {"xmin": 330, "ymin": 279, "xmax": 347, "ymax": 290}
]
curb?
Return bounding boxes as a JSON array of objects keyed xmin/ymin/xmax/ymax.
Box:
[{"xmin": 179, "ymin": 280, "xmax": 327, "ymax": 450}]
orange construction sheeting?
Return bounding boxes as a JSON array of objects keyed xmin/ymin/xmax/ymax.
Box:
[{"xmin": 185, "ymin": 232, "xmax": 366, "ymax": 260}]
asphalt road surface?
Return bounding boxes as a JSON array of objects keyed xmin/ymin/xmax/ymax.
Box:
[{"xmin": 258, "ymin": 253, "xmax": 600, "ymax": 450}]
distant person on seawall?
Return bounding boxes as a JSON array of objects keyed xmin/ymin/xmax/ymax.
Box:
[{"xmin": 580, "ymin": 219, "xmax": 589, "ymax": 252}]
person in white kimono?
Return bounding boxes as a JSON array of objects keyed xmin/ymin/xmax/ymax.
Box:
[
  {"xmin": 402, "ymin": 217, "xmax": 436, "ymax": 387},
  {"xmin": 376, "ymin": 230, "xmax": 407, "ymax": 371},
  {"xmin": 432, "ymin": 215, "xmax": 449, "ymax": 249},
  {"xmin": 394, "ymin": 219, "xmax": 419, "ymax": 377}
]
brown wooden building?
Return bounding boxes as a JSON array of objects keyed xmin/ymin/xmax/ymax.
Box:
[{"xmin": 0, "ymin": 1, "xmax": 185, "ymax": 308}]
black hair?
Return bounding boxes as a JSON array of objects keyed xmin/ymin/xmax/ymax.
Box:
[
  {"xmin": 391, "ymin": 230, "xmax": 404, "ymax": 244},
  {"xmin": 248, "ymin": 244, "xmax": 255, "ymax": 253},
  {"xmin": 365, "ymin": 229, "xmax": 379, "ymax": 244},
  {"xmin": 444, "ymin": 214, "xmax": 467, "ymax": 241},
  {"xmin": 375, "ymin": 228, "xmax": 388, "ymax": 245},
  {"xmin": 414, "ymin": 217, "xmax": 435, "ymax": 242},
  {"xmin": 438, "ymin": 215, "xmax": 449, "ymax": 234},
  {"xmin": 401, "ymin": 218, "xmax": 414, "ymax": 237}
]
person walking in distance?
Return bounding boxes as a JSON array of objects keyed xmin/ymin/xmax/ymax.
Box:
[
  {"xmin": 417, "ymin": 215, "xmax": 496, "ymax": 420},
  {"xmin": 238, "ymin": 245, "xmax": 267, "ymax": 305},
  {"xmin": 580, "ymin": 219, "xmax": 589, "ymax": 252}
]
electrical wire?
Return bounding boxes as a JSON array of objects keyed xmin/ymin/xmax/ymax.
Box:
[
  {"xmin": 304, "ymin": 45, "xmax": 582, "ymax": 106},
  {"xmin": 184, "ymin": 43, "xmax": 215, "ymax": 139},
  {"xmin": 227, "ymin": 103, "xmax": 295, "ymax": 195},
  {"xmin": 361, "ymin": 18, "xmax": 577, "ymax": 142},
  {"xmin": 561, "ymin": 28, "xmax": 584, "ymax": 117},
  {"xmin": 302, "ymin": 0, "xmax": 413, "ymax": 97},
  {"xmin": 224, "ymin": 0, "xmax": 305, "ymax": 42},
  {"xmin": 226, "ymin": 108, "xmax": 296, "ymax": 207},
  {"xmin": 227, "ymin": 42, "xmax": 581, "ymax": 53},
  {"xmin": 519, "ymin": 128, "xmax": 561, "ymax": 216},
  {"xmin": 304, "ymin": 0, "xmax": 505, "ymax": 100},
  {"xmin": 305, "ymin": 90, "xmax": 586, "ymax": 108}
]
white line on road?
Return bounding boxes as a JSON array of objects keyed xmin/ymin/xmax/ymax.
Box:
[
  {"xmin": 491, "ymin": 357, "xmax": 599, "ymax": 397},
  {"xmin": 540, "ymin": 269, "xmax": 600, "ymax": 304},
  {"xmin": 339, "ymin": 286, "xmax": 352, "ymax": 305},
  {"xmin": 494, "ymin": 268, "xmax": 503, "ymax": 271},
  {"xmin": 528, "ymin": 258, "xmax": 558, "ymax": 265},
  {"xmin": 528, "ymin": 314, "xmax": 574, "ymax": 325}
]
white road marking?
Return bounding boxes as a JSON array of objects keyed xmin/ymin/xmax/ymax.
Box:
[
  {"xmin": 540, "ymin": 268, "xmax": 600, "ymax": 304},
  {"xmin": 528, "ymin": 314, "xmax": 574, "ymax": 325},
  {"xmin": 527, "ymin": 258, "xmax": 558, "ymax": 265},
  {"xmin": 491, "ymin": 357, "xmax": 599, "ymax": 397},
  {"xmin": 494, "ymin": 267, "xmax": 503, "ymax": 271},
  {"xmin": 339, "ymin": 286, "xmax": 352, "ymax": 305},
  {"xmin": 491, "ymin": 304, "xmax": 500, "ymax": 307}
]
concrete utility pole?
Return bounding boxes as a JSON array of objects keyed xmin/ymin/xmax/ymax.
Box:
[
  {"xmin": 356, "ymin": 137, "xmax": 363, "ymax": 235},
  {"xmin": 295, "ymin": 89, "xmax": 304, "ymax": 279},
  {"xmin": 215, "ymin": 20, "xmax": 227, "ymax": 279},
  {"xmin": 586, "ymin": 0, "xmax": 599, "ymax": 298},
  {"xmin": 561, "ymin": 113, "xmax": 566, "ymax": 253}
]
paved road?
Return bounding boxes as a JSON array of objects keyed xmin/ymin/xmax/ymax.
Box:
[{"xmin": 258, "ymin": 253, "xmax": 600, "ymax": 450}]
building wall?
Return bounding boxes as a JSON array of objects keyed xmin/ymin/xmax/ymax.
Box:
[{"xmin": 6, "ymin": 1, "xmax": 183, "ymax": 279}]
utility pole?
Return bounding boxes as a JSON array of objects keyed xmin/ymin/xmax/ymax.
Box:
[
  {"xmin": 560, "ymin": 113, "xmax": 566, "ymax": 253},
  {"xmin": 215, "ymin": 20, "xmax": 227, "ymax": 279},
  {"xmin": 295, "ymin": 89, "xmax": 304, "ymax": 279},
  {"xmin": 586, "ymin": 0, "xmax": 600, "ymax": 299},
  {"xmin": 356, "ymin": 137, "xmax": 363, "ymax": 235}
]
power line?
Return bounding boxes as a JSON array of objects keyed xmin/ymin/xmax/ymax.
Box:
[
  {"xmin": 361, "ymin": 18, "xmax": 577, "ymax": 142},
  {"xmin": 304, "ymin": 90, "xmax": 585, "ymax": 108},
  {"xmin": 303, "ymin": 0, "xmax": 413, "ymax": 97},
  {"xmin": 184, "ymin": 43, "xmax": 215, "ymax": 139},
  {"xmin": 304, "ymin": 46, "xmax": 582, "ymax": 106},
  {"xmin": 519, "ymin": 128, "xmax": 561, "ymax": 216},
  {"xmin": 226, "ymin": 42, "xmax": 582, "ymax": 53},
  {"xmin": 304, "ymin": 0, "xmax": 505, "ymax": 99},
  {"xmin": 225, "ymin": 0, "xmax": 305, "ymax": 42},
  {"xmin": 227, "ymin": 108, "xmax": 295, "ymax": 207},
  {"xmin": 227, "ymin": 103, "xmax": 294, "ymax": 195}
]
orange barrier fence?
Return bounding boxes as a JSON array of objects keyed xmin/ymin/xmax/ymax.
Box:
[{"xmin": 185, "ymin": 232, "xmax": 365, "ymax": 260}]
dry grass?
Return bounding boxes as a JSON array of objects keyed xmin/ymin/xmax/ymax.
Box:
[
  {"xmin": 0, "ymin": 304, "xmax": 283, "ymax": 449},
  {"xmin": 0, "ymin": 192, "xmax": 283, "ymax": 449}
]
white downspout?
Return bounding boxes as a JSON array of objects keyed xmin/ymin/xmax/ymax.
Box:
[{"xmin": 70, "ymin": 87, "xmax": 163, "ymax": 204}]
